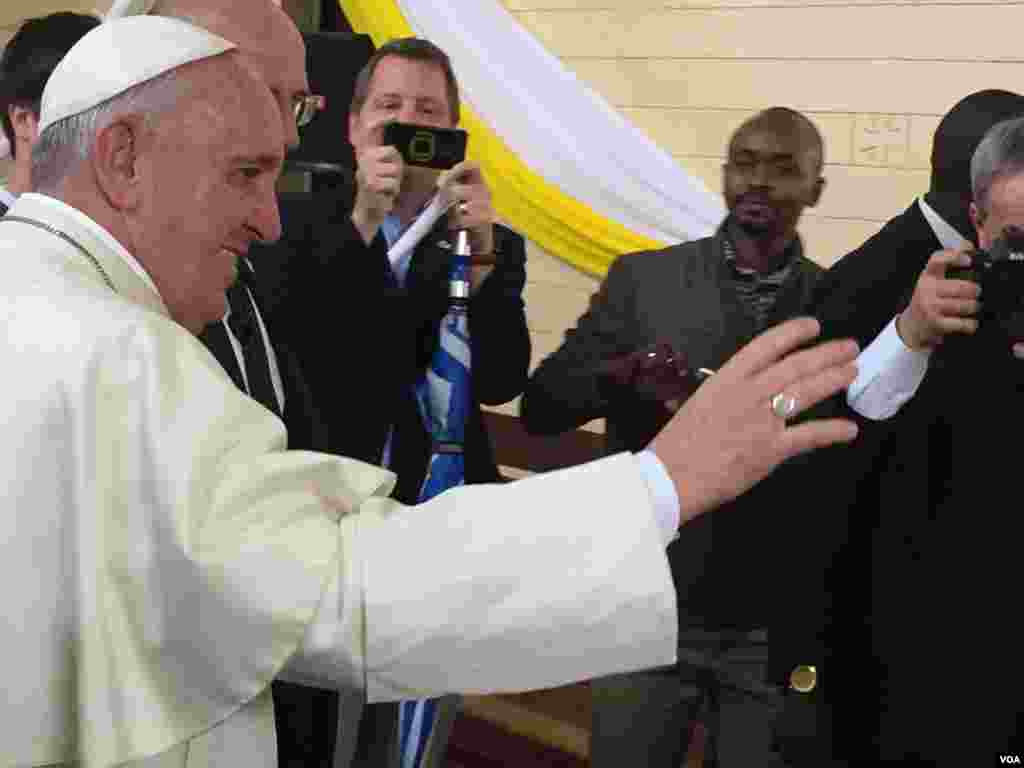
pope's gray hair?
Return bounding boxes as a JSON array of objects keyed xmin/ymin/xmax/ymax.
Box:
[
  {"xmin": 971, "ymin": 116, "xmax": 1024, "ymax": 222},
  {"xmin": 31, "ymin": 67, "xmax": 182, "ymax": 193}
]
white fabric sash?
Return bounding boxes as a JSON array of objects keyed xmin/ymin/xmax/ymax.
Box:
[{"xmin": 394, "ymin": 0, "xmax": 726, "ymax": 245}]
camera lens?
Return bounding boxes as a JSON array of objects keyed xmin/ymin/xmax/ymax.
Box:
[{"xmin": 410, "ymin": 132, "xmax": 436, "ymax": 163}]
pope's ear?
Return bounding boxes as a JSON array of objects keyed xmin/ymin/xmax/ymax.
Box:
[
  {"xmin": 91, "ymin": 116, "xmax": 146, "ymax": 210},
  {"xmin": 9, "ymin": 104, "xmax": 39, "ymax": 145}
]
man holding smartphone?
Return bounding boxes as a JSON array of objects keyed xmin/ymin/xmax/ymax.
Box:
[
  {"xmin": 520, "ymin": 107, "xmax": 827, "ymax": 768},
  {"xmin": 267, "ymin": 36, "xmax": 530, "ymax": 503},
  {"xmin": 257, "ymin": 36, "xmax": 530, "ymax": 767}
]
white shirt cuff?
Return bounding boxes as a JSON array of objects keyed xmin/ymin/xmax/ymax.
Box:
[
  {"xmin": 846, "ymin": 315, "xmax": 931, "ymax": 420},
  {"xmin": 634, "ymin": 449, "xmax": 681, "ymax": 546}
]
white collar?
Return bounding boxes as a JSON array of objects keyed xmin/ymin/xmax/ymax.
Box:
[
  {"xmin": 22, "ymin": 193, "xmax": 161, "ymax": 296},
  {"xmin": 0, "ymin": 186, "xmax": 18, "ymax": 209},
  {"xmin": 918, "ymin": 197, "xmax": 971, "ymax": 251}
]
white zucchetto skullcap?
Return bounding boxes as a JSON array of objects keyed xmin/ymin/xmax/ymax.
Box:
[{"xmin": 38, "ymin": 15, "xmax": 236, "ymax": 134}]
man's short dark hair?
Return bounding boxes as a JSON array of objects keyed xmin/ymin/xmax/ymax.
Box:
[
  {"xmin": 0, "ymin": 12, "xmax": 100, "ymax": 159},
  {"xmin": 350, "ymin": 37, "xmax": 460, "ymax": 125},
  {"xmin": 930, "ymin": 89, "xmax": 1024, "ymax": 204}
]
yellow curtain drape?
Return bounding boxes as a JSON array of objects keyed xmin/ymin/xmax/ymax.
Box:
[{"xmin": 337, "ymin": 0, "xmax": 668, "ymax": 277}]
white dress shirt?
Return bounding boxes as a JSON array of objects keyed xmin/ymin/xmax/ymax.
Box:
[{"xmin": 845, "ymin": 198, "xmax": 970, "ymax": 420}]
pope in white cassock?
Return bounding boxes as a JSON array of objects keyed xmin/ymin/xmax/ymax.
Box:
[{"xmin": 0, "ymin": 14, "xmax": 861, "ymax": 768}]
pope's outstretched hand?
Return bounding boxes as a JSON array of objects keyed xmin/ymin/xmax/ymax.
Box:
[{"xmin": 649, "ymin": 316, "xmax": 859, "ymax": 526}]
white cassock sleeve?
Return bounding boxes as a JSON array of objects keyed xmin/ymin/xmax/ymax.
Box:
[{"xmin": 280, "ymin": 451, "xmax": 678, "ymax": 700}]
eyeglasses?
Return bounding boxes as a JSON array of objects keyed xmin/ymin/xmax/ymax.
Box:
[{"xmin": 293, "ymin": 94, "xmax": 325, "ymax": 128}]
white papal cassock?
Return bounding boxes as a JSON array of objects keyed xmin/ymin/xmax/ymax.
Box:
[{"xmin": 0, "ymin": 191, "xmax": 676, "ymax": 767}]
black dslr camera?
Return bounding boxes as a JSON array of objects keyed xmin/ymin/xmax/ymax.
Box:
[
  {"xmin": 383, "ymin": 121, "xmax": 468, "ymax": 170},
  {"xmin": 947, "ymin": 224, "xmax": 1024, "ymax": 341}
]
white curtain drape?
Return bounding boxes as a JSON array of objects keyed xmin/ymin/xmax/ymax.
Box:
[{"xmin": 395, "ymin": 0, "xmax": 727, "ymax": 245}]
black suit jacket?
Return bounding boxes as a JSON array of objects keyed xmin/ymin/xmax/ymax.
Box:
[
  {"xmin": 811, "ymin": 202, "xmax": 942, "ymax": 347},
  {"xmin": 770, "ymin": 201, "xmax": 943, "ymax": 678},
  {"xmin": 253, "ymin": 185, "xmax": 530, "ymax": 503},
  {"xmin": 0, "ymin": 200, "xmax": 8, "ymax": 216},
  {"xmin": 521, "ymin": 224, "xmax": 821, "ymax": 630},
  {"xmin": 770, "ymin": 202, "xmax": 1024, "ymax": 765},
  {"xmin": 200, "ymin": 302, "xmax": 328, "ymax": 453}
]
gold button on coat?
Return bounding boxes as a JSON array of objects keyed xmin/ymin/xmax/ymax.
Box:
[{"xmin": 789, "ymin": 665, "xmax": 817, "ymax": 693}]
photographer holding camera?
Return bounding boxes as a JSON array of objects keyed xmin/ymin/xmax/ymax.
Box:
[
  {"xmin": 770, "ymin": 110, "xmax": 1024, "ymax": 767},
  {"xmin": 898, "ymin": 126, "xmax": 1024, "ymax": 358},
  {"xmin": 316, "ymin": 37, "xmax": 529, "ymax": 507}
]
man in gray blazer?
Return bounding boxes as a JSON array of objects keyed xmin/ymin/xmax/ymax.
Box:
[{"xmin": 520, "ymin": 106, "xmax": 826, "ymax": 767}]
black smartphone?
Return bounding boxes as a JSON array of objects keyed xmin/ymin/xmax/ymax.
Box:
[{"xmin": 383, "ymin": 121, "xmax": 468, "ymax": 170}]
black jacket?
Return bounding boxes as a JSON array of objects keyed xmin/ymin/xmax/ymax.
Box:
[
  {"xmin": 252, "ymin": 186, "xmax": 530, "ymax": 502},
  {"xmin": 522, "ymin": 222, "xmax": 821, "ymax": 630}
]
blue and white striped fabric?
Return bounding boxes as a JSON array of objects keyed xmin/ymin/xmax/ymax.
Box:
[{"xmin": 398, "ymin": 247, "xmax": 472, "ymax": 768}]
